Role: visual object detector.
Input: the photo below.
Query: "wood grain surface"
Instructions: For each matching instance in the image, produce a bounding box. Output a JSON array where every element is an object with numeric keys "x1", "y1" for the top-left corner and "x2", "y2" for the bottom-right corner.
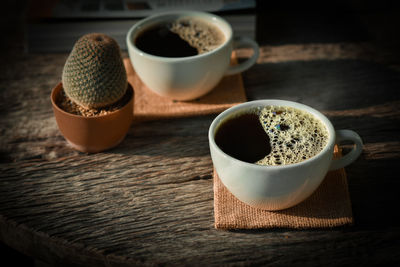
[{"x1": 1, "y1": 3, "x2": 400, "y2": 266}]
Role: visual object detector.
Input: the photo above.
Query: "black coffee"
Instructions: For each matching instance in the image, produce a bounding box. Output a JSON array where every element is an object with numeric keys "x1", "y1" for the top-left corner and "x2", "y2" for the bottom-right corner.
[
  {"x1": 134, "y1": 18, "x2": 225, "y2": 58},
  {"x1": 214, "y1": 106, "x2": 329, "y2": 166},
  {"x1": 214, "y1": 112, "x2": 272, "y2": 163},
  {"x1": 135, "y1": 24, "x2": 198, "y2": 57}
]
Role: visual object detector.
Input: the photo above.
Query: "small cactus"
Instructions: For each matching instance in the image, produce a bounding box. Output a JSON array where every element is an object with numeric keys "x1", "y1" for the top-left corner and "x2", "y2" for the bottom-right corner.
[{"x1": 62, "y1": 33, "x2": 127, "y2": 109}]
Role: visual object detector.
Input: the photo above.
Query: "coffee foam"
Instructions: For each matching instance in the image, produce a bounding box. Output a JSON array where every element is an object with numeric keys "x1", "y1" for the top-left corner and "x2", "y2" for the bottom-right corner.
[
  {"x1": 169, "y1": 18, "x2": 225, "y2": 54},
  {"x1": 254, "y1": 106, "x2": 329, "y2": 166}
]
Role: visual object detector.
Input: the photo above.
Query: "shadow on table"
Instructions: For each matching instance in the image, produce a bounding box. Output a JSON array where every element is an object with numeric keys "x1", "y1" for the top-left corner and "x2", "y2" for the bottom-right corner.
[
  {"x1": 111, "y1": 114, "x2": 215, "y2": 159},
  {"x1": 244, "y1": 59, "x2": 400, "y2": 111}
]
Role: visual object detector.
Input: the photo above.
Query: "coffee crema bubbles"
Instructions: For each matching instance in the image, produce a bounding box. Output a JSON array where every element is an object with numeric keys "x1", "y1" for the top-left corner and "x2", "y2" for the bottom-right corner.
[
  {"x1": 214, "y1": 106, "x2": 329, "y2": 166},
  {"x1": 134, "y1": 18, "x2": 225, "y2": 57}
]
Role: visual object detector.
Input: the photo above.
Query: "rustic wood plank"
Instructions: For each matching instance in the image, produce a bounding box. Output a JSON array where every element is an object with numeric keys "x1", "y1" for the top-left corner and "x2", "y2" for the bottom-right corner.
[{"x1": 1, "y1": 52, "x2": 400, "y2": 265}]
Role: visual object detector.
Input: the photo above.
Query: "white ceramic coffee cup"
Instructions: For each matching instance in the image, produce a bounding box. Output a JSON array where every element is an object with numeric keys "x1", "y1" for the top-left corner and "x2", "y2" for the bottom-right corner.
[
  {"x1": 126, "y1": 11, "x2": 259, "y2": 101},
  {"x1": 209, "y1": 100, "x2": 363, "y2": 211}
]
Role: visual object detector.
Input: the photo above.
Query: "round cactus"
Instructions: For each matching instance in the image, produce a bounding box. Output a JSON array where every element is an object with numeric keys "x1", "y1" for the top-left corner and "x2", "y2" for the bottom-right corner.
[{"x1": 62, "y1": 33, "x2": 127, "y2": 109}]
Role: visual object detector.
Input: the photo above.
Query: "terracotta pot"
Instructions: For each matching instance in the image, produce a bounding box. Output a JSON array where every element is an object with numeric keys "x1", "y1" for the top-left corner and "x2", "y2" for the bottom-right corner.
[{"x1": 50, "y1": 82, "x2": 134, "y2": 153}]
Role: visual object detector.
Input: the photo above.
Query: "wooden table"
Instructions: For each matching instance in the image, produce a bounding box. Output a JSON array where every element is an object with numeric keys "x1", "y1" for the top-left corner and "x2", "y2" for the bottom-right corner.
[{"x1": 1, "y1": 4, "x2": 400, "y2": 266}]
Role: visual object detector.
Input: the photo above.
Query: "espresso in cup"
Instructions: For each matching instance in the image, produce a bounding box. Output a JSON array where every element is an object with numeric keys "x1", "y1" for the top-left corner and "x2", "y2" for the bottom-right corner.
[
  {"x1": 135, "y1": 18, "x2": 225, "y2": 57},
  {"x1": 214, "y1": 106, "x2": 329, "y2": 165},
  {"x1": 126, "y1": 11, "x2": 259, "y2": 100},
  {"x1": 209, "y1": 99, "x2": 363, "y2": 210}
]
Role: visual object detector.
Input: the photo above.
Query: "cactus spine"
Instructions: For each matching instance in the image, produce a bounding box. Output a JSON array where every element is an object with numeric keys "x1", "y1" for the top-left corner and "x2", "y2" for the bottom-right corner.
[{"x1": 62, "y1": 33, "x2": 127, "y2": 109}]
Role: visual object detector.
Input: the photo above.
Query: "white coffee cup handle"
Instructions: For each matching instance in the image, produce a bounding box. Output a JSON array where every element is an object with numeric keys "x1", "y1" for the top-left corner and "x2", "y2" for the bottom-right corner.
[
  {"x1": 225, "y1": 36, "x2": 259, "y2": 76},
  {"x1": 329, "y1": 129, "x2": 363, "y2": 171}
]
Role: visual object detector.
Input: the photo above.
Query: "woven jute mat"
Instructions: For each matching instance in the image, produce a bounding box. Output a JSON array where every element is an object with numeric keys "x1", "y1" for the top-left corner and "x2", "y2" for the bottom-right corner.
[
  {"x1": 214, "y1": 146, "x2": 354, "y2": 229},
  {"x1": 123, "y1": 53, "x2": 247, "y2": 121}
]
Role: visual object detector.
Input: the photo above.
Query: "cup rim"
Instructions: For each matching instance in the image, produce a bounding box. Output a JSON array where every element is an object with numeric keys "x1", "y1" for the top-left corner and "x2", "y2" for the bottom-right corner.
[
  {"x1": 208, "y1": 99, "x2": 336, "y2": 170},
  {"x1": 126, "y1": 10, "x2": 233, "y2": 61}
]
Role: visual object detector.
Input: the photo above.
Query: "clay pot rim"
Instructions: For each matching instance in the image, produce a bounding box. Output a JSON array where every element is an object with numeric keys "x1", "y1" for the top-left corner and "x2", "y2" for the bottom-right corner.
[{"x1": 50, "y1": 82, "x2": 134, "y2": 119}]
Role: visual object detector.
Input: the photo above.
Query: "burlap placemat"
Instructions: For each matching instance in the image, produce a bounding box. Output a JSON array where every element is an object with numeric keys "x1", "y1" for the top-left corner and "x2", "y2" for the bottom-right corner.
[
  {"x1": 123, "y1": 53, "x2": 247, "y2": 121},
  {"x1": 214, "y1": 146, "x2": 354, "y2": 229}
]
